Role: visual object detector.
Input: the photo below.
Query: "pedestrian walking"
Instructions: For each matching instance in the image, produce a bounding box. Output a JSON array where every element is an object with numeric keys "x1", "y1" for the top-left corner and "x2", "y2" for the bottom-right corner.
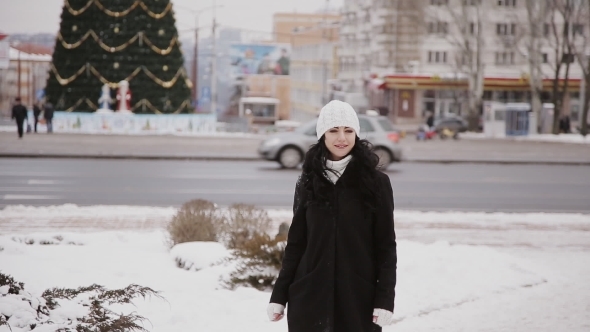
[
  {"x1": 426, "y1": 111, "x2": 434, "y2": 129},
  {"x1": 11, "y1": 97, "x2": 28, "y2": 139},
  {"x1": 33, "y1": 102, "x2": 42, "y2": 133},
  {"x1": 43, "y1": 101, "x2": 54, "y2": 133},
  {"x1": 267, "y1": 100, "x2": 397, "y2": 332}
]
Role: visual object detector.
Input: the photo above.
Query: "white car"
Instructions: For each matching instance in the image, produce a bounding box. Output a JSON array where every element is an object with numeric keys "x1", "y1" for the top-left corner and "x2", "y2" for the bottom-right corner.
[{"x1": 258, "y1": 114, "x2": 403, "y2": 168}]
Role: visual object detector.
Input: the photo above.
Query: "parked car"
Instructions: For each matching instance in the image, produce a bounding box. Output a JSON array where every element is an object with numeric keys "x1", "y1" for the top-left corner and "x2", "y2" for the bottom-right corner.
[
  {"x1": 434, "y1": 116, "x2": 468, "y2": 133},
  {"x1": 258, "y1": 114, "x2": 403, "y2": 169}
]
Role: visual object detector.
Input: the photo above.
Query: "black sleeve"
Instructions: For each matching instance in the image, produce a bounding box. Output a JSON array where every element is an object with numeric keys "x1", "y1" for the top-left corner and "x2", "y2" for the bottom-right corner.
[
  {"x1": 269, "y1": 175, "x2": 308, "y2": 305},
  {"x1": 373, "y1": 172, "x2": 397, "y2": 312}
]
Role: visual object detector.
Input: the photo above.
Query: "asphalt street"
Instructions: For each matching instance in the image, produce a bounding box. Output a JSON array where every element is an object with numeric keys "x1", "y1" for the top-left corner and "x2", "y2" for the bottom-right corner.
[{"x1": 1, "y1": 158, "x2": 589, "y2": 213}]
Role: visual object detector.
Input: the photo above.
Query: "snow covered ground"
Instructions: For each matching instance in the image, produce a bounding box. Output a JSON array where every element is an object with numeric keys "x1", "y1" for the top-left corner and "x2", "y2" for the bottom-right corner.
[
  {"x1": 1, "y1": 205, "x2": 589, "y2": 331},
  {"x1": 462, "y1": 132, "x2": 590, "y2": 144}
]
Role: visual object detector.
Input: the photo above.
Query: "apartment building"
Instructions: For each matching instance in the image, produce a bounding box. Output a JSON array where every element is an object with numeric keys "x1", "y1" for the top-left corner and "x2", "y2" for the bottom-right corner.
[
  {"x1": 273, "y1": 12, "x2": 340, "y2": 44},
  {"x1": 237, "y1": 12, "x2": 340, "y2": 122},
  {"x1": 290, "y1": 19, "x2": 340, "y2": 122},
  {"x1": 339, "y1": 0, "x2": 588, "y2": 127},
  {"x1": 0, "y1": 43, "x2": 52, "y2": 116}
]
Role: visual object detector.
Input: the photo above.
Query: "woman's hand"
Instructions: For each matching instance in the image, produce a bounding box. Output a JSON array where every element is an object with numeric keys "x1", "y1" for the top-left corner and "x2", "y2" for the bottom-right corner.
[
  {"x1": 267, "y1": 303, "x2": 285, "y2": 322},
  {"x1": 372, "y1": 308, "x2": 394, "y2": 327}
]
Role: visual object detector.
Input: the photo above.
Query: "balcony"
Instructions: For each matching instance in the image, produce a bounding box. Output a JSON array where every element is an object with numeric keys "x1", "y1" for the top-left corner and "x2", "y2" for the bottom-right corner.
[
  {"x1": 374, "y1": 7, "x2": 393, "y2": 19},
  {"x1": 341, "y1": 24, "x2": 356, "y2": 35},
  {"x1": 337, "y1": 47, "x2": 355, "y2": 57},
  {"x1": 373, "y1": 33, "x2": 394, "y2": 45}
]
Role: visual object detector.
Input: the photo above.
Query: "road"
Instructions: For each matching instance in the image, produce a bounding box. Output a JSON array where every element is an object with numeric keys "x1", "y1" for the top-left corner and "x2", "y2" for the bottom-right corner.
[{"x1": 1, "y1": 158, "x2": 589, "y2": 212}]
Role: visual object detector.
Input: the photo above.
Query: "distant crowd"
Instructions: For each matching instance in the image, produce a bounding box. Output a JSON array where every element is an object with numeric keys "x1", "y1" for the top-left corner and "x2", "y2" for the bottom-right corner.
[{"x1": 11, "y1": 97, "x2": 54, "y2": 139}]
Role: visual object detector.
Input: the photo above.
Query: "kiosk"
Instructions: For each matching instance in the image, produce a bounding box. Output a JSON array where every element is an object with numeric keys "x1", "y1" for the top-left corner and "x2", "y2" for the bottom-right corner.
[
  {"x1": 505, "y1": 103, "x2": 530, "y2": 136},
  {"x1": 483, "y1": 101, "x2": 507, "y2": 138}
]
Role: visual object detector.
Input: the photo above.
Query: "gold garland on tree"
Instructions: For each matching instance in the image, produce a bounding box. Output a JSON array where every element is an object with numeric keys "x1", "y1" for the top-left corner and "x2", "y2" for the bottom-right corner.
[
  {"x1": 59, "y1": 0, "x2": 189, "y2": 114},
  {"x1": 131, "y1": 99, "x2": 192, "y2": 114},
  {"x1": 57, "y1": 31, "x2": 178, "y2": 55},
  {"x1": 50, "y1": 64, "x2": 88, "y2": 85},
  {"x1": 51, "y1": 63, "x2": 193, "y2": 89},
  {"x1": 64, "y1": 98, "x2": 191, "y2": 114},
  {"x1": 65, "y1": 0, "x2": 172, "y2": 19}
]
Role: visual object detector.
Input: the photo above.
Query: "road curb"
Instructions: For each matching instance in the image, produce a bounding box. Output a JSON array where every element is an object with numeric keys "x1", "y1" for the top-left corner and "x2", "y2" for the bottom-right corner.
[
  {"x1": 0, "y1": 153, "x2": 261, "y2": 161},
  {"x1": 403, "y1": 159, "x2": 590, "y2": 166},
  {"x1": 2, "y1": 153, "x2": 590, "y2": 165}
]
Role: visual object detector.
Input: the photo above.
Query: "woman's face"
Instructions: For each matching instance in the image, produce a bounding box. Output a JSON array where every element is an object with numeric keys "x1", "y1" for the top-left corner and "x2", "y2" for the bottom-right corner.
[{"x1": 324, "y1": 127, "x2": 356, "y2": 161}]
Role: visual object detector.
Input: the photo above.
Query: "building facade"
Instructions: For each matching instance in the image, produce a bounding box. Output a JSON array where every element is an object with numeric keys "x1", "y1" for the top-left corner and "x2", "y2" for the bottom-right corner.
[
  {"x1": 290, "y1": 20, "x2": 340, "y2": 122},
  {"x1": 273, "y1": 12, "x2": 341, "y2": 44},
  {"x1": 338, "y1": 0, "x2": 588, "y2": 128},
  {"x1": 0, "y1": 43, "x2": 52, "y2": 116}
]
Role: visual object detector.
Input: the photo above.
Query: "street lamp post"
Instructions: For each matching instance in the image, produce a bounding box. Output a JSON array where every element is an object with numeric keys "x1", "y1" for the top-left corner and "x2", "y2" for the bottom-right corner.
[
  {"x1": 177, "y1": 3, "x2": 223, "y2": 112},
  {"x1": 210, "y1": 1, "x2": 218, "y2": 117}
]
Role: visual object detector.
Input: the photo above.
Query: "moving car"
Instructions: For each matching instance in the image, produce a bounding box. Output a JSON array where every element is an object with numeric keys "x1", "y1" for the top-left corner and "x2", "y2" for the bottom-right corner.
[
  {"x1": 434, "y1": 116, "x2": 468, "y2": 133},
  {"x1": 258, "y1": 114, "x2": 403, "y2": 169}
]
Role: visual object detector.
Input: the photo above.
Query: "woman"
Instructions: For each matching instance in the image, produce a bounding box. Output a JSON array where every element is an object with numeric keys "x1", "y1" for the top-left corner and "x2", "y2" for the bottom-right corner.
[{"x1": 267, "y1": 100, "x2": 397, "y2": 331}]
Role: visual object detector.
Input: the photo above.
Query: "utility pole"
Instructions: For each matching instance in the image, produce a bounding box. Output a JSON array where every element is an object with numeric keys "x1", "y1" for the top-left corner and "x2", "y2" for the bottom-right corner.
[
  {"x1": 321, "y1": 0, "x2": 330, "y2": 105},
  {"x1": 192, "y1": 18, "x2": 199, "y2": 111},
  {"x1": 17, "y1": 49, "x2": 21, "y2": 98},
  {"x1": 210, "y1": 1, "x2": 218, "y2": 118},
  {"x1": 177, "y1": 4, "x2": 223, "y2": 112}
]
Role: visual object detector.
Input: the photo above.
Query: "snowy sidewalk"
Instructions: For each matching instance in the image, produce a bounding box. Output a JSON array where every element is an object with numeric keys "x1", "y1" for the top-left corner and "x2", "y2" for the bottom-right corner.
[
  {"x1": 1, "y1": 204, "x2": 589, "y2": 331},
  {"x1": 462, "y1": 132, "x2": 590, "y2": 144}
]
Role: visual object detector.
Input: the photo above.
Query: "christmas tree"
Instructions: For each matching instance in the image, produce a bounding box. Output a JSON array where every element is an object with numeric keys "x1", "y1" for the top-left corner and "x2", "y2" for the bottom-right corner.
[{"x1": 45, "y1": 0, "x2": 192, "y2": 114}]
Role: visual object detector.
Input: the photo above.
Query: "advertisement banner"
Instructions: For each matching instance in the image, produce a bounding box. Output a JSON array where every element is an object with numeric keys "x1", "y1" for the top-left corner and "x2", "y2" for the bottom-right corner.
[
  {"x1": 0, "y1": 38, "x2": 9, "y2": 70},
  {"x1": 229, "y1": 43, "x2": 291, "y2": 77}
]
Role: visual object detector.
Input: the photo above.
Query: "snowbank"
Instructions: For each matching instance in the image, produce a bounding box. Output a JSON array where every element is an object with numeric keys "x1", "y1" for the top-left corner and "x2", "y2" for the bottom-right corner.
[
  {"x1": 4, "y1": 204, "x2": 589, "y2": 235},
  {"x1": 0, "y1": 232, "x2": 549, "y2": 332},
  {"x1": 170, "y1": 241, "x2": 230, "y2": 271},
  {"x1": 1, "y1": 204, "x2": 589, "y2": 331},
  {"x1": 461, "y1": 132, "x2": 590, "y2": 144}
]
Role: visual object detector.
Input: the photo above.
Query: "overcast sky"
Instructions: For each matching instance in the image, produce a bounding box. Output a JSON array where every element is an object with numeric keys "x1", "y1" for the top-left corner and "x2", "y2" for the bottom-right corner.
[{"x1": 0, "y1": 0, "x2": 343, "y2": 40}]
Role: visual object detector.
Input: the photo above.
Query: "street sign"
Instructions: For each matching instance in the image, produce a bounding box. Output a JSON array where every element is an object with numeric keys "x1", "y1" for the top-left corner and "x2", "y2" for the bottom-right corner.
[
  {"x1": 200, "y1": 86, "x2": 211, "y2": 103},
  {"x1": 36, "y1": 89, "x2": 45, "y2": 101}
]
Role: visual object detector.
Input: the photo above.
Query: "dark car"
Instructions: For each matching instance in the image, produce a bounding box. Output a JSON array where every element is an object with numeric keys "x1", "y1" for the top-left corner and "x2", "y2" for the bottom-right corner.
[{"x1": 434, "y1": 116, "x2": 468, "y2": 133}]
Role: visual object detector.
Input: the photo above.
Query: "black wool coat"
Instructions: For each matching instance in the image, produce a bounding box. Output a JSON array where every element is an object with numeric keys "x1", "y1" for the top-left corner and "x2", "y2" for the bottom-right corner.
[{"x1": 270, "y1": 160, "x2": 397, "y2": 332}]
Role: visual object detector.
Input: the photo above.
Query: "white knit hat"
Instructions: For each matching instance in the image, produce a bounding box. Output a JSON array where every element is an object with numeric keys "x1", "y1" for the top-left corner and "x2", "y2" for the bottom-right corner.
[{"x1": 316, "y1": 100, "x2": 360, "y2": 139}]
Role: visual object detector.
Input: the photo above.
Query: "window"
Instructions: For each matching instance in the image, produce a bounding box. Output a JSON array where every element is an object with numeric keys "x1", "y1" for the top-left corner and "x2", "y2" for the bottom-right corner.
[
  {"x1": 378, "y1": 119, "x2": 396, "y2": 132},
  {"x1": 542, "y1": 53, "x2": 548, "y2": 63},
  {"x1": 573, "y1": 24, "x2": 584, "y2": 36},
  {"x1": 497, "y1": 23, "x2": 516, "y2": 35},
  {"x1": 562, "y1": 53, "x2": 575, "y2": 63},
  {"x1": 304, "y1": 124, "x2": 317, "y2": 136},
  {"x1": 543, "y1": 23, "x2": 550, "y2": 37},
  {"x1": 430, "y1": 0, "x2": 449, "y2": 5},
  {"x1": 359, "y1": 118, "x2": 375, "y2": 132},
  {"x1": 428, "y1": 51, "x2": 448, "y2": 63},
  {"x1": 495, "y1": 52, "x2": 515, "y2": 65},
  {"x1": 497, "y1": 0, "x2": 516, "y2": 6},
  {"x1": 571, "y1": 104, "x2": 580, "y2": 122},
  {"x1": 428, "y1": 21, "x2": 448, "y2": 34},
  {"x1": 463, "y1": 0, "x2": 480, "y2": 5},
  {"x1": 469, "y1": 22, "x2": 476, "y2": 35}
]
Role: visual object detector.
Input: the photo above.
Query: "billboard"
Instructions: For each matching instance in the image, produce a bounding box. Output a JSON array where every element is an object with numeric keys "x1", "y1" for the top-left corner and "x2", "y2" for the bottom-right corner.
[
  {"x1": 0, "y1": 34, "x2": 9, "y2": 70},
  {"x1": 229, "y1": 43, "x2": 290, "y2": 77}
]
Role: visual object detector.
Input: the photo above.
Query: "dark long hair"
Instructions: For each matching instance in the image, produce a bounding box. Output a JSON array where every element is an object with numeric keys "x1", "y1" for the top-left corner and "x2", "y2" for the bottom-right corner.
[{"x1": 301, "y1": 136, "x2": 380, "y2": 210}]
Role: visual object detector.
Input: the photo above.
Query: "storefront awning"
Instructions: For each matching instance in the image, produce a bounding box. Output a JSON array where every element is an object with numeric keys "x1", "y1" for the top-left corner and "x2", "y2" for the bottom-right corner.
[{"x1": 383, "y1": 74, "x2": 581, "y2": 91}]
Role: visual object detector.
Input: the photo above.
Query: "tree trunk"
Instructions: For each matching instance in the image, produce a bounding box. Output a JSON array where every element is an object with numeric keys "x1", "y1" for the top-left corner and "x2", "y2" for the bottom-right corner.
[
  {"x1": 530, "y1": 86, "x2": 542, "y2": 133},
  {"x1": 525, "y1": 0, "x2": 544, "y2": 134},
  {"x1": 551, "y1": 62, "x2": 563, "y2": 135}
]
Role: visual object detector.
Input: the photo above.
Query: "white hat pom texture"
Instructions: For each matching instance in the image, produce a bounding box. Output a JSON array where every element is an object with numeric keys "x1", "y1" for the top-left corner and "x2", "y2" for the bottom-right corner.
[{"x1": 316, "y1": 100, "x2": 360, "y2": 139}]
